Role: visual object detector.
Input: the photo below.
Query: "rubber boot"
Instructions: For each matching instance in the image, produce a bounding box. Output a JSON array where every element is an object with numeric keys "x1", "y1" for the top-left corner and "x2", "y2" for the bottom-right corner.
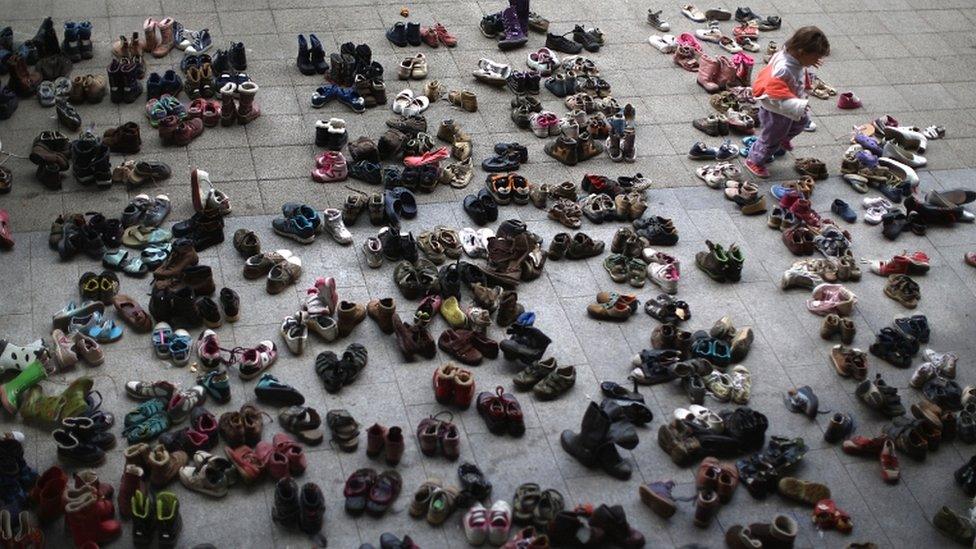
[
  {"x1": 560, "y1": 401, "x2": 611, "y2": 467},
  {"x1": 118, "y1": 464, "x2": 142, "y2": 519},
  {"x1": 1, "y1": 360, "x2": 47, "y2": 414},
  {"x1": 65, "y1": 490, "x2": 121, "y2": 546},
  {"x1": 514, "y1": 0, "x2": 530, "y2": 36}
]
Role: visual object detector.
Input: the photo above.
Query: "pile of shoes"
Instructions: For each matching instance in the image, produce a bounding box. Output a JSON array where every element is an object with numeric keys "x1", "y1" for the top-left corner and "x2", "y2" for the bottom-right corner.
[
  {"x1": 69, "y1": 131, "x2": 112, "y2": 188},
  {"x1": 479, "y1": 1, "x2": 534, "y2": 51},
  {"x1": 561, "y1": 396, "x2": 650, "y2": 480},
  {"x1": 870, "y1": 315, "x2": 927, "y2": 368},
  {"x1": 734, "y1": 435, "x2": 808, "y2": 498},
  {"x1": 658, "y1": 405, "x2": 769, "y2": 466},
  {"x1": 29, "y1": 130, "x2": 72, "y2": 189},
  {"x1": 543, "y1": 503, "x2": 645, "y2": 547},
  {"x1": 697, "y1": 161, "x2": 766, "y2": 215},
  {"x1": 781, "y1": 255, "x2": 861, "y2": 291},
  {"x1": 304, "y1": 40, "x2": 384, "y2": 110},
  {"x1": 148, "y1": 237, "x2": 217, "y2": 328}
]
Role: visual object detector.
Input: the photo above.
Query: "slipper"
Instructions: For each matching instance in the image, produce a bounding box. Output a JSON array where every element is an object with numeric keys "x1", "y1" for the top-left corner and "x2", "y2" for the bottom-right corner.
[
  {"x1": 648, "y1": 34, "x2": 677, "y2": 53},
  {"x1": 88, "y1": 319, "x2": 123, "y2": 343},
  {"x1": 681, "y1": 4, "x2": 706, "y2": 21},
  {"x1": 121, "y1": 225, "x2": 172, "y2": 248}
]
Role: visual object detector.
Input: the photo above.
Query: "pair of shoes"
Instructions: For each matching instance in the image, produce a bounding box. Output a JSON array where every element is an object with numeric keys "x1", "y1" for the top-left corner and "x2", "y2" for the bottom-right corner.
[
  {"x1": 272, "y1": 479, "x2": 325, "y2": 535},
  {"x1": 695, "y1": 241, "x2": 744, "y2": 282},
  {"x1": 341, "y1": 468, "x2": 401, "y2": 517}
]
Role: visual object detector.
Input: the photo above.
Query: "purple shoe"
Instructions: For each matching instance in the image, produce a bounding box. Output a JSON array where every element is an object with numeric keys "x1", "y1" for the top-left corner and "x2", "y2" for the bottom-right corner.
[
  {"x1": 498, "y1": 7, "x2": 528, "y2": 50},
  {"x1": 854, "y1": 132, "x2": 882, "y2": 156},
  {"x1": 856, "y1": 150, "x2": 878, "y2": 168}
]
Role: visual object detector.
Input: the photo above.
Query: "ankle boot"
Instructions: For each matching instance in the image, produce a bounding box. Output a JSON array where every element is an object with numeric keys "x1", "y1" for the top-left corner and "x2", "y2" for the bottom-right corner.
[
  {"x1": 607, "y1": 133, "x2": 622, "y2": 162},
  {"x1": 621, "y1": 128, "x2": 636, "y2": 162},
  {"x1": 544, "y1": 136, "x2": 579, "y2": 165},
  {"x1": 560, "y1": 402, "x2": 611, "y2": 467},
  {"x1": 148, "y1": 444, "x2": 187, "y2": 487},
  {"x1": 385, "y1": 426, "x2": 405, "y2": 465},
  {"x1": 62, "y1": 22, "x2": 81, "y2": 62},
  {"x1": 103, "y1": 121, "x2": 140, "y2": 154},
  {"x1": 1, "y1": 360, "x2": 47, "y2": 414},
  {"x1": 272, "y1": 478, "x2": 301, "y2": 529},
  {"x1": 153, "y1": 239, "x2": 199, "y2": 279},
  {"x1": 182, "y1": 265, "x2": 215, "y2": 295},
  {"x1": 219, "y1": 83, "x2": 237, "y2": 126},
  {"x1": 697, "y1": 53, "x2": 721, "y2": 93},
  {"x1": 90, "y1": 144, "x2": 112, "y2": 187},
  {"x1": 366, "y1": 298, "x2": 397, "y2": 334},
  {"x1": 236, "y1": 82, "x2": 260, "y2": 124},
  {"x1": 496, "y1": 291, "x2": 523, "y2": 326},
  {"x1": 7, "y1": 55, "x2": 39, "y2": 97},
  {"x1": 336, "y1": 301, "x2": 366, "y2": 337},
  {"x1": 77, "y1": 21, "x2": 92, "y2": 59},
  {"x1": 118, "y1": 464, "x2": 142, "y2": 519},
  {"x1": 693, "y1": 489, "x2": 719, "y2": 527}
]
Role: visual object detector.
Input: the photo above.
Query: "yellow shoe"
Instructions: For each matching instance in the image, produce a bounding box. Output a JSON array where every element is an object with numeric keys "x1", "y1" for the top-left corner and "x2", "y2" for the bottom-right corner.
[{"x1": 440, "y1": 296, "x2": 467, "y2": 328}]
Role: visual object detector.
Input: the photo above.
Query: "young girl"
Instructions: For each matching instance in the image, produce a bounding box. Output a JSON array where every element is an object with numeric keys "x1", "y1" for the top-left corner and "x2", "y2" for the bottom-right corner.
[{"x1": 745, "y1": 26, "x2": 830, "y2": 178}]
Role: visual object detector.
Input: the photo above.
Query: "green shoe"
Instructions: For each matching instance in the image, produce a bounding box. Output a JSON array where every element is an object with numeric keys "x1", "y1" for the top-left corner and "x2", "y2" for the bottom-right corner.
[
  {"x1": 1, "y1": 360, "x2": 47, "y2": 414},
  {"x1": 19, "y1": 385, "x2": 66, "y2": 428},
  {"x1": 513, "y1": 358, "x2": 557, "y2": 390},
  {"x1": 122, "y1": 414, "x2": 170, "y2": 443},
  {"x1": 59, "y1": 377, "x2": 93, "y2": 419},
  {"x1": 532, "y1": 365, "x2": 577, "y2": 400},
  {"x1": 695, "y1": 240, "x2": 729, "y2": 282},
  {"x1": 124, "y1": 399, "x2": 167, "y2": 428}
]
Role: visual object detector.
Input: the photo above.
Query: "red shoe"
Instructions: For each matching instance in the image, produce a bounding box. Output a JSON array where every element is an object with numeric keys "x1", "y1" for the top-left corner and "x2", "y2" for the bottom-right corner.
[
  {"x1": 32, "y1": 466, "x2": 67, "y2": 523},
  {"x1": 903, "y1": 251, "x2": 930, "y2": 273},
  {"x1": 842, "y1": 435, "x2": 885, "y2": 456},
  {"x1": 225, "y1": 445, "x2": 264, "y2": 484},
  {"x1": 880, "y1": 438, "x2": 900, "y2": 483},
  {"x1": 837, "y1": 92, "x2": 862, "y2": 109},
  {"x1": 744, "y1": 159, "x2": 769, "y2": 178},
  {"x1": 433, "y1": 363, "x2": 459, "y2": 405},
  {"x1": 433, "y1": 23, "x2": 458, "y2": 47},
  {"x1": 0, "y1": 209, "x2": 13, "y2": 250},
  {"x1": 871, "y1": 255, "x2": 911, "y2": 276},
  {"x1": 274, "y1": 432, "x2": 307, "y2": 475}
]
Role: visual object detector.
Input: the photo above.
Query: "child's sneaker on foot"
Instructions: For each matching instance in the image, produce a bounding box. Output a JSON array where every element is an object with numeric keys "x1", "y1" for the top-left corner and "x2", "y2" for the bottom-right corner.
[{"x1": 744, "y1": 159, "x2": 769, "y2": 178}]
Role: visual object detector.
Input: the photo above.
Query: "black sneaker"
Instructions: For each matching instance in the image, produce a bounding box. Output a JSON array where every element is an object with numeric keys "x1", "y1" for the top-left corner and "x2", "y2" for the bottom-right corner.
[
  {"x1": 480, "y1": 13, "x2": 504, "y2": 37},
  {"x1": 546, "y1": 32, "x2": 582, "y2": 54},
  {"x1": 571, "y1": 25, "x2": 600, "y2": 52},
  {"x1": 220, "y1": 288, "x2": 240, "y2": 322},
  {"x1": 195, "y1": 296, "x2": 222, "y2": 328}
]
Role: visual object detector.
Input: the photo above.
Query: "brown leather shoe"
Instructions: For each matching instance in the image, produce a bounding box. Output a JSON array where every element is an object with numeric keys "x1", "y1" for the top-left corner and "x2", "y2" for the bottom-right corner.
[
  {"x1": 112, "y1": 294, "x2": 152, "y2": 332},
  {"x1": 153, "y1": 240, "x2": 199, "y2": 279},
  {"x1": 102, "y1": 122, "x2": 141, "y2": 154},
  {"x1": 337, "y1": 301, "x2": 366, "y2": 337},
  {"x1": 366, "y1": 298, "x2": 396, "y2": 334},
  {"x1": 496, "y1": 290, "x2": 523, "y2": 326}
]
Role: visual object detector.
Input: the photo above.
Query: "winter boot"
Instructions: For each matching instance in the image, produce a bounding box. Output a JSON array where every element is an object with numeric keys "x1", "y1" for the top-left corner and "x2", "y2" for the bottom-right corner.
[
  {"x1": 697, "y1": 53, "x2": 721, "y2": 93},
  {"x1": 236, "y1": 82, "x2": 260, "y2": 124}
]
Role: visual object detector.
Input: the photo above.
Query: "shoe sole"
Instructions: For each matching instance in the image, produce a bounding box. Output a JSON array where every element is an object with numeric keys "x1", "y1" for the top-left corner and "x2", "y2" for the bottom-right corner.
[{"x1": 273, "y1": 226, "x2": 316, "y2": 244}]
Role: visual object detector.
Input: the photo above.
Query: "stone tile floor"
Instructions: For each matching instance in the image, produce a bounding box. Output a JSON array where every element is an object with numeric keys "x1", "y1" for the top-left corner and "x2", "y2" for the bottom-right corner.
[{"x1": 2, "y1": 0, "x2": 976, "y2": 547}]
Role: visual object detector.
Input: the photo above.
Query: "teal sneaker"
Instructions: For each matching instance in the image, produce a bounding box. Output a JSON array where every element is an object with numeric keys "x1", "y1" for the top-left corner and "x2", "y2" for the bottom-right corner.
[
  {"x1": 122, "y1": 414, "x2": 170, "y2": 443},
  {"x1": 124, "y1": 398, "x2": 166, "y2": 427}
]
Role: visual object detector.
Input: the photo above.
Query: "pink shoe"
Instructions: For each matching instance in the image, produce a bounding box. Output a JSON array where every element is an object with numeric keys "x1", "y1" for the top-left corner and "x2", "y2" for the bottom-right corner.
[
  {"x1": 806, "y1": 283, "x2": 857, "y2": 316},
  {"x1": 313, "y1": 277, "x2": 339, "y2": 315},
  {"x1": 676, "y1": 32, "x2": 703, "y2": 52},
  {"x1": 837, "y1": 92, "x2": 862, "y2": 109},
  {"x1": 744, "y1": 159, "x2": 769, "y2": 178},
  {"x1": 403, "y1": 146, "x2": 450, "y2": 167}
]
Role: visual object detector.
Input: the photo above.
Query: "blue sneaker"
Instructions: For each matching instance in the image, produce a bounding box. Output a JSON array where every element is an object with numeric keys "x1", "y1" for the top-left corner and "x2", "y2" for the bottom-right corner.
[
  {"x1": 770, "y1": 185, "x2": 791, "y2": 200},
  {"x1": 272, "y1": 216, "x2": 316, "y2": 244},
  {"x1": 124, "y1": 398, "x2": 167, "y2": 427},
  {"x1": 186, "y1": 28, "x2": 212, "y2": 54},
  {"x1": 514, "y1": 311, "x2": 536, "y2": 326},
  {"x1": 168, "y1": 329, "x2": 192, "y2": 366},
  {"x1": 311, "y1": 84, "x2": 338, "y2": 108},
  {"x1": 688, "y1": 141, "x2": 718, "y2": 160},
  {"x1": 77, "y1": 21, "x2": 93, "y2": 59},
  {"x1": 122, "y1": 413, "x2": 170, "y2": 443}
]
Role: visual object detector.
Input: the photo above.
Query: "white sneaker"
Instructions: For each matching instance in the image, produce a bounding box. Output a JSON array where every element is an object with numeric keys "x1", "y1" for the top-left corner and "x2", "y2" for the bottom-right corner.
[
  {"x1": 460, "y1": 228, "x2": 484, "y2": 258},
  {"x1": 487, "y1": 500, "x2": 512, "y2": 546},
  {"x1": 321, "y1": 208, "x2": 352, "y2": 245},
  {"x1": 688, "y1": 404, "x2": 723, "y2": 432},
  {"x1": 909, "y1": 362, "x2": 936, "y2": 389},
  {"x1": 703, "y1": 371, "x2": 733, "y2": 401},
  {"x1": 363, "y1": 237, "x2": 383, "y2": 268},
  {"x1": 781, "y1": 266, "x2": 822, "y2": 290},
  {"x1": 463, "y1": 503, "x2": 489, "y2": 545},
  {"x1": 923, "y1": 348, "x2": 958, "y2": 378},
  {"x1": 648, "y1": 34, "x2": 677, "y2": 53},
  {"x1": 695, "y1": 27, "x2": 722, "y2": 43},
  {"x1": 647, "y1": 262, "x2": 679, "y2": 294},
  {"x1": 863, "y1": 197, "x2": 893, "y2": 210}
]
